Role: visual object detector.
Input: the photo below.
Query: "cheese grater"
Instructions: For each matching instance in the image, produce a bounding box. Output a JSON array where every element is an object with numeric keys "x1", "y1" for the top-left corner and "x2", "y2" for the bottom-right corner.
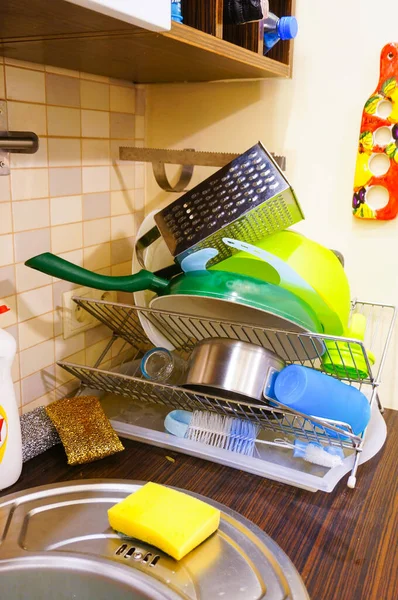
[{"x1": 137, "y1": 142, "x2": 304, "y2": 267}]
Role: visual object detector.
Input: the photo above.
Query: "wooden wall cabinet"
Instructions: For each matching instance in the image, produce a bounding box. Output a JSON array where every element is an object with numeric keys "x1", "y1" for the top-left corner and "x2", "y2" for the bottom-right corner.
[{"x1": 0, "y1": 0, "x2": 295, "y2": 83}]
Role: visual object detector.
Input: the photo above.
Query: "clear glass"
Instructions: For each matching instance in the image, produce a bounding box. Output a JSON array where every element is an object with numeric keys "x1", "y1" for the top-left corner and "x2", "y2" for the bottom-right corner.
[{"x1": 141, "y1": 348, "x2": 188, "y2": 385}]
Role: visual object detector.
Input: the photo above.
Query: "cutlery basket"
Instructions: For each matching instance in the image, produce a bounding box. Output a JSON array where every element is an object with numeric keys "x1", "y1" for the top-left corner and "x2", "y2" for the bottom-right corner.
[{"x1": 58, "y1": 297, "x2": 396, "y2": 492}]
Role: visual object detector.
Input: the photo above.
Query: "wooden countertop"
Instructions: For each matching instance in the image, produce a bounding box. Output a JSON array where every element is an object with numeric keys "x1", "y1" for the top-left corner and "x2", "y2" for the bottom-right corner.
[{"x1": 3, "y1": 409, "x2": 398, "y2": 599}]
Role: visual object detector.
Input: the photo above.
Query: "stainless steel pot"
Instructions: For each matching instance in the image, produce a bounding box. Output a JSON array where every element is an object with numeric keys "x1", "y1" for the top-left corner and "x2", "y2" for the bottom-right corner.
[{"x1": 184, "y1": 338, "x2": 285, "y2": 403}]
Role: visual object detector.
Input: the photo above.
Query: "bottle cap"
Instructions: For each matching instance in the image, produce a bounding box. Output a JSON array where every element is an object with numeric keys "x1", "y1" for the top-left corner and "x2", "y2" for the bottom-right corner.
[
  {"x1": 0, "y1": 305, "x2": 10, "y2": 314},
  {"x1": 278, "y1": 17, "x2": 298, "y2": 40}
]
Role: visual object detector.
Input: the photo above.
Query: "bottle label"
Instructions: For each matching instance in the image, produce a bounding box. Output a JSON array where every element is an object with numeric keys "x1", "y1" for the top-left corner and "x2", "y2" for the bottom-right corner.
[{"x1": 0, "y1": 406, "x2": 8, "y2": 463}]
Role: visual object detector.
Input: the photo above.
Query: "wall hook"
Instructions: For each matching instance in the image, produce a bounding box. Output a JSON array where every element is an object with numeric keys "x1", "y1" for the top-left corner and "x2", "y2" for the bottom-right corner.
[{"x1": 0, "y1": 100, "x2": 39, "y2": 176}]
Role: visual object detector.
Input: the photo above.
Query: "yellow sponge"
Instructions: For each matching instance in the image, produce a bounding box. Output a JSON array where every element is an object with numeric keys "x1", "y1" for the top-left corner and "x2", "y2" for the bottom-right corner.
[{"x1": 108, "y1": 482, "x2": 220, "y2": 560}]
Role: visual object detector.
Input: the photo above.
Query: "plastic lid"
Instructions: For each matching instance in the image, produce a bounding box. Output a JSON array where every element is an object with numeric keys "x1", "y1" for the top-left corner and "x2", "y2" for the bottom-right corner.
[
  {"x1": 0, "y1": 305, "x2": 10, "y2": 314},
  {"x1": 274, "y1": 365, "x2": 306, "y2": 406},
  {"x1": 278, "y1": 16, "x2": 298, "y2": 40}
]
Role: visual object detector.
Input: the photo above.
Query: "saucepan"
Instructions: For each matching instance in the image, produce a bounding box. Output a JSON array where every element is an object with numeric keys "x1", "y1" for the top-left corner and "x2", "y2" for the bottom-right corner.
[
  {"x1": 184, "y1": 338, "x2": 286, "y2": 403},
  {"x1": 25, "y1": 247, "x2": 324, "y2": 360}
]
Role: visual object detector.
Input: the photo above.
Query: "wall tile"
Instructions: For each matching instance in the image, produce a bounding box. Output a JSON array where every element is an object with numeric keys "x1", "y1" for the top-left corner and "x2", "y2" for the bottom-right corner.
[
  {"x1": 83, "y1": 192, "x2": 110, "y2": 220},
  {"x1": 19, "y1": 312, "x2": 54, "y2": 351},
  {"x1": 135, "y1": 164, "x2": 145, "y2": 188},
  {"x1": 111, "y1": 261, "x2": 131, "y2": 277},
  {"x1": 0, "y1": 295, "x2": 17, "y2": 327},
  {"x1": 4, "y1": 58, "x2": 44, "y2": 71},
  {"x1": 46, "y1": 73, "x2": 80, "y2": 107},
  {"x1": 56, "y1": 349, "x2": 86, "y2": 385},
  {"x1": 83, "y1": 242, "x2": 111, "y2": 270},
  {"x1": 54, "y1": 380, "x2": 80, "y2": 401},
  {"x1": 17, "y1": 284, "x2": 53, "y2": 322},
  {"x1": 55, "y1": 332, "x2": 85, "y2": 360},
  {"x1": 10, "y1": 138, "x2": 48, "y2": 169},
  {"x1": 51, "y1": 222, "x2": 83, "y2": 254},
  {"x1": 45, "y1": 65, "x2": 79, "y2": 78},
  {"x1": 0, "y1": 65, "x2": 5, "y2": 99},
  {"x1": 11, "y1": 169, "x2": 49, "y2": 200},
  {"x1": 0, "y1": 203, "x2": 13, "y2": 234},
  {"x1": 135, "y1": 188, "x2": 145, "y2": 211},
  {"x1": 85, "y1": 323, "x2": 112, "y2": 347},
  {"x1": 5, "y1": 66, "x2": 45, "y2": 103},
  {"x1": 81, "y1": 80, "x2": 109, "y2": 110},
  {"x1": 135, "y1": 88, "x2": 146, "y2": 116},
  {"x1": 47, "y1": 106, "x2": 81, "y2": 136},
  {"x1": 111, "y1": 214, "x2": 137, "y2": 240},
  {"x1": 7, "y1": 101, "x2": 47, "y2": 136},
  {"x1": 0, "y1": 177, "x2": 11, "y2": 203},
  {"x1": 21, "y1": 364, "x2": 55, "y2": 405},
  {"x1": 82, "y1": 109, "x2": 109, "y2": 138},
  {"x1": 21, "y1": 390, "x2": 55, "y2": 414},
  {"x1": 58, "y1": 248, "x2": 83, "y2": 266},
  {"x1": 82, "y1": 139, "x2": 110, "y2": 166},
  {"x1": 53, "y1": 279, "x2": 79, "y2": 309},
  {"x1": 14, "y1": 228, "x2": 50, "y2": 263},
  {"x1": 110, "y1": 85, "x2": 135, "y2": 113},
  {"x1": 48, "y1": 138, "x2": 81, "y2": 167},
  {"x1": 0, "y1": 265, "x2": 16, "y2": 297},
  {"x1": 82, "y1": 166, "x2": 110, "y2": 194},
  {"x1": 109, "y1": 78, "x2": 134, "y2": 89},
  {"x1": 110, "y1": 165, "x2": 135, "y2": 191},
  {"x1": 12, "y1": 199, "x2": 50, "y2": 232},
  {"x1": 0, "y1": 61, "x2": 145, "y2": 413},
  {"x1": 80, "y1": 71, "x2": 109, "y2": 84},
  {"x1": 0, "y1": 234, "x2": 14, "y2": 266},
  {"x1": 15, "y1": 261, "x2": 52, "y2": 293},
  {"x1": 51, "y1": 195, "x2": 82, "y2": 225},
  {"x1": 83, "y1": 217, "x2": 111, "y2": 247},
  {"x1": 49, "y1": 167, "x2": 82, "y2": 197},
  {"x1": 86, "y1": 338, "x2": 113, "y2": 366},
  {"x1": 135, "y1": 115, "x2": 145, "y2": 139},
  {"x1": 110, "y1": 139, "x2": 135, "y2": 164},
  {"x1": 20, "y1": 338, "x2": 54, "y2": 378},
  {"x1": 110, "y1": 113, "x2": 135, "y2": 139},
  {"x1": 111, "y1": 190, "x2": 135, "y2": 215},
  {"x1": 111, "y1": 237, "x2": 134, "y2": 264}
]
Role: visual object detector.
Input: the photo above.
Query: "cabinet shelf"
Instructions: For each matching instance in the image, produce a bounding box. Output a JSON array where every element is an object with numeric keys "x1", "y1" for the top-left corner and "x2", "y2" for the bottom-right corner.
[{"x1": 1, "y1": 0, "x2": 294, "y2": 82}]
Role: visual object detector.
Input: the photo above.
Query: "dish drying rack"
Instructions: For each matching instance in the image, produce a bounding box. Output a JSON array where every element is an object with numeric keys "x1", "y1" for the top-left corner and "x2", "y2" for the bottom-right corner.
[{"x1": 58, "y1": 298, "x2": 396, "y2": 492}]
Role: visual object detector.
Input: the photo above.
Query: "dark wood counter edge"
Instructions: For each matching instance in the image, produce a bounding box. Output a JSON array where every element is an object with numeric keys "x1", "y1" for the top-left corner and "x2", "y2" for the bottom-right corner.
[{"x1": 2, "y1": 409, "x2": 398, "y2": 599}]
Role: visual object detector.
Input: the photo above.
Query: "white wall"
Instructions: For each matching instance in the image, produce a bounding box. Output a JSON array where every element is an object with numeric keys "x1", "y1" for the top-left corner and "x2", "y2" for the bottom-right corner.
[{"x1": 146, "y1": 0, "x2": 398, "y2": 408}]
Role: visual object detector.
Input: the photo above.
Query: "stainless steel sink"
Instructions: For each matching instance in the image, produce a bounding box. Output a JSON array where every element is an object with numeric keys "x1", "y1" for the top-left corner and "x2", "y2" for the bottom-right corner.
[
  {"x1": 0, "y1": 555, "x2": 177, "y2": 599},
  {"x1": 0, "y1": 480, "x2": 309, "y2": 599}
]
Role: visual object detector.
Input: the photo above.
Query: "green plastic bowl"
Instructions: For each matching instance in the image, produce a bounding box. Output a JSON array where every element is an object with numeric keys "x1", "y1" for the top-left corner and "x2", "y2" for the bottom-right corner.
[{"x1": 211, "y1": 231, "x2": 351, "y2": 335}]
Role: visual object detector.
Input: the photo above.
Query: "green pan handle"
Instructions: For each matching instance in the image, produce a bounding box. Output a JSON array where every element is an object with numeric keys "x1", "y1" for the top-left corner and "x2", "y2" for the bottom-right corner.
[{"x1": 25, "y1": 253, "x2": 169, "y2": 294}]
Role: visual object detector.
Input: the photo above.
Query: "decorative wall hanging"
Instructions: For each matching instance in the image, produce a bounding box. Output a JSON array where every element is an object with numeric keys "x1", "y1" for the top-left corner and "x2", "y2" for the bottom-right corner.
[{"x1": 353, "y1": 43, "x2": 398, "y2": 220}]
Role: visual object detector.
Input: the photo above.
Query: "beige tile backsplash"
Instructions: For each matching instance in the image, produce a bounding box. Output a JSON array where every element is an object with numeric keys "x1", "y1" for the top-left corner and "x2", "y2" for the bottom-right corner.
[{"x1": 0, "y1": 57, "x2": 146, "y2": 413}]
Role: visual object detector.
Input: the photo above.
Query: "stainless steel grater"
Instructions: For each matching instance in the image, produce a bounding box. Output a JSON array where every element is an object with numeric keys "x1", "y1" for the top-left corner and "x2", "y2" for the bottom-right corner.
[{"x1": 136, "y1": 142, "x2": 304, "y2": 267}]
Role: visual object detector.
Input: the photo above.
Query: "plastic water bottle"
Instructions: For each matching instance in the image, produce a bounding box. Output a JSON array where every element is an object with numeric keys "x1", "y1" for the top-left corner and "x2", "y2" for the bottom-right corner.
[
  {"x1": 171, "y1": 0, "x2": 183, "y2": 23},
  {"x1": 274, "y1": 365, "x2": 371, "y2": 435},
  {"x1": 0, "y1": 306, "x2": 23, "y2": 491},
  {"x1": 263, "y1": 12, "x2": 298, "y2": 55}
]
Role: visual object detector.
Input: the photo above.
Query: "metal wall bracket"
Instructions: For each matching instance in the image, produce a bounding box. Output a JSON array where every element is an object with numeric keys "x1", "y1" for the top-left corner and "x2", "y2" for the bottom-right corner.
[
  {"x1": 0, "y1": 100, "x2": 39, "y2": 176},
  {"x1": 119, "y1": 146, "x2": 286, "y2": 192}
]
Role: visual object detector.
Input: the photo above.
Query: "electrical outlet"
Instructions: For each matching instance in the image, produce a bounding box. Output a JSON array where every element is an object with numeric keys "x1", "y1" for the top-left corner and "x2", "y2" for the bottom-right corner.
[{"x1": 62, "y1": 286, "x2": 117, "y2": 339}]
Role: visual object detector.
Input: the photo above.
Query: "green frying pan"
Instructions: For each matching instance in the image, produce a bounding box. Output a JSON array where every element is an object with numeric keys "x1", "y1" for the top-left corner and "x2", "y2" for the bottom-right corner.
[{"x1": 25, "y1": 248, "x2": 324, "y2": 360}]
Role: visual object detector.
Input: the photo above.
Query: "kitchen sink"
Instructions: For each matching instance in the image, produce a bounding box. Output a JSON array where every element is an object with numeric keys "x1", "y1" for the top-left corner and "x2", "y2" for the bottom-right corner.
[
  {"x1": 0, "y1": 480, "x2": 309, "y2": 599},
  {"x1": 0, "y1": 555, "x2": 177, "y2": 599}
]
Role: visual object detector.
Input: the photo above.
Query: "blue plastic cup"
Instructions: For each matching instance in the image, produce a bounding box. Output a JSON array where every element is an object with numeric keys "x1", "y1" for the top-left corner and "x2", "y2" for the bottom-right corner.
[{"x1": 274, "y1": 365, "x2": 371, "y2": 435}]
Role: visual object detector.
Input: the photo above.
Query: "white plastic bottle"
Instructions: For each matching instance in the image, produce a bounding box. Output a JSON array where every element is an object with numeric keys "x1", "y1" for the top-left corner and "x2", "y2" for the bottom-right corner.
[{"x1": 0, "y1": 319, "x2": 22, "y2": 491}]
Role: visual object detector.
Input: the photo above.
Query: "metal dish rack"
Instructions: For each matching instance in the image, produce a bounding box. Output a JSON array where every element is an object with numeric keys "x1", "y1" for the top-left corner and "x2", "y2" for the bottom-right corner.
[{"x1": 58, "y1": 298, "x2": 396, "y2": 490}]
